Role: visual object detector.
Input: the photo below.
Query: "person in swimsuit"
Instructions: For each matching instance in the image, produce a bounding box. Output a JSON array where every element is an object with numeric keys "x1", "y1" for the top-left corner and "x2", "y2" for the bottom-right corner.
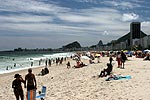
[
  {"x1": 12, "y1": 74, "x2": 25, "y2": 100},
  {"x1": 25, "y1": 68, "x2": 37, "y2": 91}
]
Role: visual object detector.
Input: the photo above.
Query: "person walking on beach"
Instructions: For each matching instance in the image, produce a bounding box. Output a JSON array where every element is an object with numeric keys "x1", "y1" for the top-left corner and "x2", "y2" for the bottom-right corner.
[
  {"x1": 39, "y1": 59, "x2": 42, "y2": 66},
  {"x1": 116, "y1": 52, "x2": 122, "y2": 68},
  {"x1": 56, "y1": 58, "x2": 58, "y2": 65},
  {"x1": 45, "y1": 59, "x2": 48, "y2": 66},
  {"x1": 25, "y1": 68, "x2": 37, "y2": 91},
  {"x1": 121, "y1": 51, "x2": 127, "y2": 69},
  {"x1": 12, "y1": 74, "x2": 25, "y2": 100},
  {"x1": 66, "y1": 61, "x2": 71, "y2": 68},
  {"x1": 48, "y1": 59, "x2": 51, "y2": 66},
  {"x1": 31, "y1": 62, "x2": 33, "y2": 67}
]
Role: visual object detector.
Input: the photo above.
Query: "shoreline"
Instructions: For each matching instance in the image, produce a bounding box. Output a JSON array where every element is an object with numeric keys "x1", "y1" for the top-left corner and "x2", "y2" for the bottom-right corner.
[
  {"x1": 0, "y1": 65, "x2": 45, "y2": 75},
  {"x1": 0, "y1": 52, "x2": 75, "y2": 74},
  {"x1": 0, "y1": 65, "x2": 45, "y2": 77}
]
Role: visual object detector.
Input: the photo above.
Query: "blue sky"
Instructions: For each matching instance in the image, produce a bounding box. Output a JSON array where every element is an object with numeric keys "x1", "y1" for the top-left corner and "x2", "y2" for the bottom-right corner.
[{"x1": 0, "y1": 0, "x2": 150, "y2": 50}]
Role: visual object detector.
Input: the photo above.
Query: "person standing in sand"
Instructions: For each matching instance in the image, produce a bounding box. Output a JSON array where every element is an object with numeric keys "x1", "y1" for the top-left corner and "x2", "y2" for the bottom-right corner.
[
  {"x1": 48, "y1": 59, "x2": 51, "y2": 66},
  {"x1": 25, "y1": 68, "x2": 37, "y2": 91},
  {"x1": 109, "y1": 55, "x2": 113, "y2": 65},
  {"x1": 116, "y1": 52, "x2": 122, "y2": 68},
  {"x1": 66, "y1": 61, "x2": 71, "y2": 68},
  {"x1": 121, "y1": 51, "x2": 127, "y2": 69},
  {"x1": 12, "y1": 74, "x2": 25, "y2": 100}
]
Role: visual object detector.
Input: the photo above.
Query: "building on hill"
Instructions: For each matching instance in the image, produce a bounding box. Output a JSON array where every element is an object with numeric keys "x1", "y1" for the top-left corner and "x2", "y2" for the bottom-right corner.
[
  {"x1": 140, "y1": 35, "x2": 150, "y2": 49},
  {"x1": 105, "y1": 22, "x2": 148, "y2": 50}
]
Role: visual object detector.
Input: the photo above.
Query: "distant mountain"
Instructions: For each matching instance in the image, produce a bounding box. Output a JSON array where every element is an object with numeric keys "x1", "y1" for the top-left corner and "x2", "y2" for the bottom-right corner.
[
  {"x1": 97, "y1": 40, "x2": 103, "y2": 46},
  {"x1": 62, "y1": 41, "x2": 81, "y2": 49},
  {"x1": 89, "y1": 40, "x2": 103, "y2": 48}
]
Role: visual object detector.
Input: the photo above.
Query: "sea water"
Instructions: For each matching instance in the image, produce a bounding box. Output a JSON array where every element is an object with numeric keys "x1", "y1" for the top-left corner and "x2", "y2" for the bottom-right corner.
[{"x1": 0, "y1": 51, "x2": 75, "y2": 74}]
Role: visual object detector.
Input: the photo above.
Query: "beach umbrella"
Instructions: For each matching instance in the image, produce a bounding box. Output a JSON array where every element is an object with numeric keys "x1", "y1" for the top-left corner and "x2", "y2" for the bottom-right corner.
[
  {"x1": 123, "y1": 50, "x2": 128, "y2": 53},
  {"x1": 95, "y1": 53, "x2": 102, "y2": 57},
  {"x1": 143, "y1": 49, "x2": 150, "y2": 53},
  {"x1": 81, "y1": 56, "x2": 90, "y2": 60},
  {"x1": 136, "y1": 50, "x2": 142, "y2": 53}
]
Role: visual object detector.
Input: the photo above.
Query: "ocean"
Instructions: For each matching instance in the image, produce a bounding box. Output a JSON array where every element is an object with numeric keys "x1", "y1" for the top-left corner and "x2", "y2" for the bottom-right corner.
[{"x1": 0, "y1": 51, "x2": 75, "y2": 74}]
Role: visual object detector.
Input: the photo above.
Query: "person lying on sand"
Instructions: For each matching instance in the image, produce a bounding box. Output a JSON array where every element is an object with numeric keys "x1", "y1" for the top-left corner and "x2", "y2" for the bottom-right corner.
[
  {"x1": 74, "y1": 61, "x2": 87, "y2": 68},
  {"x1": 89, "y1": 59, "x2": 95, "y2": 64},
  {"x1": 143, "y1": 53, "x2": 150, "y2": 60}
]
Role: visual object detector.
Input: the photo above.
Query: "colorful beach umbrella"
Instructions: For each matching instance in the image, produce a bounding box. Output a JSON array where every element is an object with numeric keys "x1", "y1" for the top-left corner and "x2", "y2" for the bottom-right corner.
[
  {"x1": 143, "y1": 49, "x2": 150, "y2": 53},
  {"x1": 81, "y1": 56, "x2": 90, "y2": 60},
  {"x1": 95, "y1": 53, "x2": 102, "y2": 57},
  {"x1": 123, "y1": 50, "x2": 128, "y2": 53}
]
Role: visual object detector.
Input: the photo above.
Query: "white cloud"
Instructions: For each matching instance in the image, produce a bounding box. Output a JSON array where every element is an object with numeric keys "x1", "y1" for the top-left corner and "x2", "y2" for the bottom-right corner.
[
  {"x1": 141, "y1": 21, "x2": 150, "y2": 34},
  {"x1": 122, "y1": 13, "x2": 139, "y2": 21},
  {"x1": 0, "y1": 0, "x2": 128, "y2": 35},
  {"x1": 103, "y1": 31, "x2": 109, "y2": 35},
  {"x1": 102, "y1": 1, "x2": 141, "y2": 9},
  {"x1": 1, "y1": 0, "x2": 148, "y2": 50},
  {"x1": 73, "y1": 0, "x2": 142, "y2": 9},
  {"x1": 58, "y1": 15, "x2": 91, "y2": 23},
  {"x1": 57, "y1": 7, "x2": 129, "y2": 34},
  {"x1": 72, "y1": 0, "x2": 99, "y2": 4},
  {"x1": 0, "y1": 14, "x2": 53, "y2": 23},
  {"x1": 0, "y1": 6, "x2": 129, "y2": 37},
  {"x1": 141, "y1": 21, "x2": 150, "y2": 27},
  {"x1": 0, "y1": 0, "x2": 70, "y2": 14},
  {"x1": 58, "y1": 8, "x2": 121, "y2": 24}
]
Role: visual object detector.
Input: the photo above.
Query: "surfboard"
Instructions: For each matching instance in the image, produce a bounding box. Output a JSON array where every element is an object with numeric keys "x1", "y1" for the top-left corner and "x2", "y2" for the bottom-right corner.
[{"x1": 26, "y1": 89, "x2": 36, "y2": 100}]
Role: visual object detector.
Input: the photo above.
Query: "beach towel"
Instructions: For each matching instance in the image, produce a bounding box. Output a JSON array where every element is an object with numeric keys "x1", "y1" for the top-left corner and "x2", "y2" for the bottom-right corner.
[
  {"x1": 36, "y1": 86, "x2": 46, "y2": 100},
  {"x1": 26, "y1": 89, "x2": 36, "y2": 100},
  {"x1": 105, "y1": 75, "x2": 131, "y2": 81}
]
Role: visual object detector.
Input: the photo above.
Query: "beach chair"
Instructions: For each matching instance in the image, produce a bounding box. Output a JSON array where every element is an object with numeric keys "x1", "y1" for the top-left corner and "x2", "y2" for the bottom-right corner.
[{"x1": 36, "y1": 86, "x2": 46, "y2": 100}]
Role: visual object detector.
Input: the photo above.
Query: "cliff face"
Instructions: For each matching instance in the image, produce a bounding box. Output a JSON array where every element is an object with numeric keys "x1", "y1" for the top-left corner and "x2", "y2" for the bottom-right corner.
[{"x1": 63, "y1": 41, "x2": 81, "y2": 49}]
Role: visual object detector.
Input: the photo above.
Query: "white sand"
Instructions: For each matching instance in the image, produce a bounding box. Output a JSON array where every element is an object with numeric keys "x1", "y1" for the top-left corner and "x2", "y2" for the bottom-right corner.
[{"x1": 0, "y1": 56, "x2": 150, "y2": 100}]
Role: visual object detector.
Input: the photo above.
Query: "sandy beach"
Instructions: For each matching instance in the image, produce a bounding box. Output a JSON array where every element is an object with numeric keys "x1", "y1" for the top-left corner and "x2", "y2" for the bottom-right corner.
[{"x1": 0, "y1": 56, "x2": 150, "y2": 100}]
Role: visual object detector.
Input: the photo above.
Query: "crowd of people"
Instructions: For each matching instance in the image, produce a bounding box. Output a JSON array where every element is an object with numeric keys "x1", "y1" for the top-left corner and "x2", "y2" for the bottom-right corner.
[
  {"x1": 143, "y1": 53, "x2": 150, "y2": 60},
  {"x1": 11, "y1": 56, "x2": 69, "y2": 100},
  {"x1": 12, "y1": 50, "x2": 150, "y2": 100}
]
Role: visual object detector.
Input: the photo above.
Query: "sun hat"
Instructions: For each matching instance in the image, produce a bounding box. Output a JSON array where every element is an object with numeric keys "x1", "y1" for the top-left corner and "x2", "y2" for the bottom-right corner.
[{"x1": 14, "y1": 74, "x2": 21, "y2": 78}]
